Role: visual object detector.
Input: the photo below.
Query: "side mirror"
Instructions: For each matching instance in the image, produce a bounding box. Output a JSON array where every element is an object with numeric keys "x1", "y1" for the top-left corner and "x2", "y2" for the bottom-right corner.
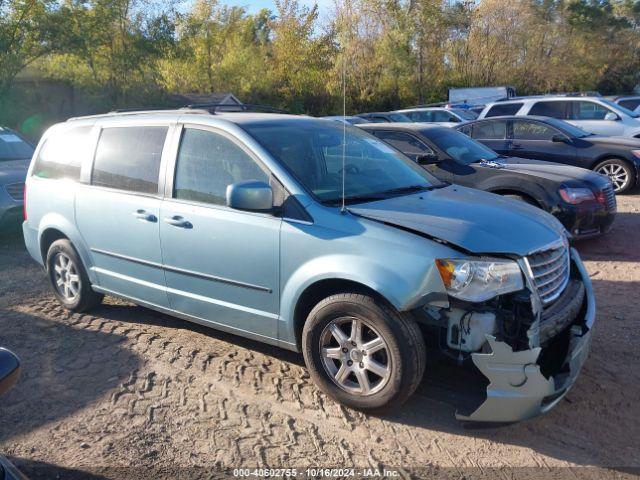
[
  {"x1": 0, "y1": 348, "x2": 20, "y2": 397},
  {"x1": 551, "y1": 134, "x2": 569, "y2": 143},
  {"x1": 604, "y1": 112, "x2": 619, "y2": 121},
  {"x1": 417, "y1": 153, "x2": 441, "y2": 165},
  {"x1": 226, "y1": 180, "x2": 274, "y2": 212}
]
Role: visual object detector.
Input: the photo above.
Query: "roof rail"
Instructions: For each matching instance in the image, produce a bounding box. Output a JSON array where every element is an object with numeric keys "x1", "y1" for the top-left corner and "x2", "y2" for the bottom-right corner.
[{"x1": 184, "y1": 103, "x2": 288, "y2": 114}]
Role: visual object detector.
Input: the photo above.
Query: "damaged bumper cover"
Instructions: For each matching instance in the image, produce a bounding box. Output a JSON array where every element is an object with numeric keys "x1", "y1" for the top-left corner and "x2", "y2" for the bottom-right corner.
[{"x1": 456, "y1": 248, "x2": 595, "y2": 423}]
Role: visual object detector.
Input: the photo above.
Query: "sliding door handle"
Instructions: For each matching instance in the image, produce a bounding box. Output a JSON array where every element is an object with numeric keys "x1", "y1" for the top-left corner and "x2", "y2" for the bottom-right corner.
[
  {"x1": 164, "y1": 215, "x2": 193, "y2": 229},
  {"x1": 133, "y1": 209, "x2": 157, "y2": 222}
]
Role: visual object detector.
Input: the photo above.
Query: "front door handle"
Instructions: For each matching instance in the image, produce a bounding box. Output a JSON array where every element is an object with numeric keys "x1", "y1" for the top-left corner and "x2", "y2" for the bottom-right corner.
[
  {"x1": 511, "y1": 143, "x2": 523, "y2": 150},
  {"x1": 164, "y1": 215, "x2": 193, "y2": 229},
  {"x1": 133, "y1": 209, "x2": 157, "y2": 222}
]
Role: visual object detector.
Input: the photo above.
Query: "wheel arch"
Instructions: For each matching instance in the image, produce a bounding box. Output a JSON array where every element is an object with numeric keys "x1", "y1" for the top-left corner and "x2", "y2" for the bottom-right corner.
[
  {"x1": 292, "y1": 278, "x2": 394, "y2": 351},
  {"x1": 487, "y1": 188, "x2": 542, "y2": 208}
]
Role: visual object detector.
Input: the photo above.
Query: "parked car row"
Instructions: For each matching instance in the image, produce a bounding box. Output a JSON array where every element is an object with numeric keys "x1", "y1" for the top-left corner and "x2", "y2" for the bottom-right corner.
[{"x1": 17, "y1": 105, "x2": 597, "y2": 424}]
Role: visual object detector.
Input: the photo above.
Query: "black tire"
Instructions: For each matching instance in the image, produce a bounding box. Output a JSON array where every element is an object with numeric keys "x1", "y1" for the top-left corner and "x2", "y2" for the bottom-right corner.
[
  {"x1": 302, "y1": 293, "x2": 426, "y2": 413},
  {"x1": 593, "y1": 158, "x2": 635, "y2": 194},
  {"x1": 46, "y1": 239, "x2": 103, "y2": 312}
]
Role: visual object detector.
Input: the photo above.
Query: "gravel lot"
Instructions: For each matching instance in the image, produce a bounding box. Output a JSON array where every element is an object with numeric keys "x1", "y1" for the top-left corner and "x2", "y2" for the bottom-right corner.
[{"x1": 0, "y1": 195, "x2": 639, "y2": 479}]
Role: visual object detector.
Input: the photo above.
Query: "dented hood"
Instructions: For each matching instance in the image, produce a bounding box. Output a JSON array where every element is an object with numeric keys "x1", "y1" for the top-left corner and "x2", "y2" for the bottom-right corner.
[{"x1": 350, "y1": 185, "x2": 565, "y2": 256}]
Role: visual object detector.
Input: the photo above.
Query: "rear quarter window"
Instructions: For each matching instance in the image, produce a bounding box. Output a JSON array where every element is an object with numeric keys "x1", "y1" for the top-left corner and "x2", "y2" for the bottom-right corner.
[
  {"x1": 32, "y1": 126, "x2": 92, "y2": 181},
  {"x1": 92, "y1": 126, "x2": 168, "y2": 195},
  {"x1": 485, "y1": 103, "x2": 523, "y2": 117}
]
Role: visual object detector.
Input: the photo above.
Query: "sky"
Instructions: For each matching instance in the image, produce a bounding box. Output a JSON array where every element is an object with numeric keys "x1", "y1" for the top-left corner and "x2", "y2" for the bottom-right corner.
[{"x1": 221, "y1": 0, "x2": 334, "y2": 17}]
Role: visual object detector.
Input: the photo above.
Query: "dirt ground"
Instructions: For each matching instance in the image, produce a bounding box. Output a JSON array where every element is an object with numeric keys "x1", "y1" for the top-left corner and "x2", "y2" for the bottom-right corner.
[{"x1": 0, "y1": 196, "x2": 639, "y2": 480}]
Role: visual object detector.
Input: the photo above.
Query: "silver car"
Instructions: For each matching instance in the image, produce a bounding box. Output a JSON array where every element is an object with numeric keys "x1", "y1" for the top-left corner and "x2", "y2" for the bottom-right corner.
[
  {"x1": 0, "y1": 127, "x2": 33, "y2": 228},
  {"x1": 23, "y1": 109, "x2": 595, "y2": 422}
]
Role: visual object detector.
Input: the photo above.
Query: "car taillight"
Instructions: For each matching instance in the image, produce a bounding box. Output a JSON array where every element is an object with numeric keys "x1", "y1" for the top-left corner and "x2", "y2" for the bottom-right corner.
[{"x1": 23, "y1": 183, "x2": 27, "y2": 221}]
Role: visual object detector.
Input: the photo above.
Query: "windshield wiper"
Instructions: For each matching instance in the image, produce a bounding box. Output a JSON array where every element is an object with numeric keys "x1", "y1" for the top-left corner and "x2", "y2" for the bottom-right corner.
[{"x1": 380, "y1": 185, "x2": 432, "y2": 195}]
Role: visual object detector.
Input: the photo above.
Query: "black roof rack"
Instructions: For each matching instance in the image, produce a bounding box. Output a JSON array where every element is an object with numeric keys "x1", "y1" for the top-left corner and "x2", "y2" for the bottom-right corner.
[{"x1": 184, "y1": 103, "x2": 288, "y2": 114}]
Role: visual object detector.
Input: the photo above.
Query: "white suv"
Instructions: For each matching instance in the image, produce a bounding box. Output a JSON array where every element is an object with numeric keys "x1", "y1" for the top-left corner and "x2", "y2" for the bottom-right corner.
[{"x1": 479, "y1": 96, "x2": 640, "y2": 137}]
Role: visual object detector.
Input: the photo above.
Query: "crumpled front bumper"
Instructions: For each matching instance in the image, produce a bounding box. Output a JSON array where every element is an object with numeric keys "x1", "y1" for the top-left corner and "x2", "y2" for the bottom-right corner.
[{"x1": 456, "y1": 248, "x2": 595, "y2": 423}]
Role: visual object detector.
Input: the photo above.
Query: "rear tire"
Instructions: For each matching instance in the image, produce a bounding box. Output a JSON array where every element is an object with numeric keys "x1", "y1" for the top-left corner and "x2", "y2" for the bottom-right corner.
[
  {"x1": 593, "y1": 158, "x2": 634, "y2": 193},
  {"x1": 46, "y1": 239, "x2": 103, "y2": 312},
  {"x1": 302, "y1": 293, "x2": 426, "y2": 413}
]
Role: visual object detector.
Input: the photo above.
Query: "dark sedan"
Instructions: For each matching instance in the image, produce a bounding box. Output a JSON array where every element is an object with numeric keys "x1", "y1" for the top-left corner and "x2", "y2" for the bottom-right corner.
[
  {"x1": 456, "y1": 116, "x2": 640, "y2": 193},
  {"x1": 360, "y1": 123, "x2": 616, "y2": 239}
]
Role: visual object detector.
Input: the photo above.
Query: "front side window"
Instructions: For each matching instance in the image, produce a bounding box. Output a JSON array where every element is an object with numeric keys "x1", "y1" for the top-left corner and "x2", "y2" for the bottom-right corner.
[
  {"x1": 472, "y1": 120, "x2": 507, "y2": 140},
  {"x1": 32, "y1": 126, "x2": 91, "y2": 181},
  {"x1": 570, "y1": 101, "x2": 612, "y2": 120},
  {"x1": 513, "y1": 121, "x2": 559, "y2": 141},
  {"x1": 485, "y1": 103, "x2": 523, "y2": 117},
  {"x1": 372, "y1": 131, "x2": 434, "y2": 160},
  {"x1": 174, "y1": 128, "x2": 268, "y2": 206},
  {"x1": 528, "y1": 101, "x2": 570, "y2": 119},
  {"x1": 243, "y1": 119, "x2": 442, "y2": 206},
  {"x1": 92, "y1": 126, "x2": 167, "y2": 194},
  {"x1": 0, "y1": 130, "x2": 34, "y2": 162}
]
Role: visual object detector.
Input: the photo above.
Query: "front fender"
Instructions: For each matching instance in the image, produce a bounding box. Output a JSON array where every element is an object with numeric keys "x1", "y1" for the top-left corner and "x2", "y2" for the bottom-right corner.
[
  {"x1": 482, "y1": 177, "x2": 550, "y2": 209},
  {"x1": 278, "y1": 253, "x2": 448, "y2": 346}
]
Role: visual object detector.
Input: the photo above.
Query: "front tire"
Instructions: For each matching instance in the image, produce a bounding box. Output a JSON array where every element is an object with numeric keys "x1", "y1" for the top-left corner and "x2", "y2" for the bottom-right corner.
[
  {"x1": 302, "y1": 293, "x2": 426, "y2": 412},
  {"x1": 594, "y1": 158, "x2": 635, "y2": 193},
  {"x1": 46, "y1": 239, "x2": 103, "y2": 312}
]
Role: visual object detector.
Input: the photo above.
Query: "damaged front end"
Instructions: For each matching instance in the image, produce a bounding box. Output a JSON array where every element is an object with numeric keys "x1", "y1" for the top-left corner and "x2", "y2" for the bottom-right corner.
[{"x1": 418, "y1": 241, "x2": 595, "y2": 423}]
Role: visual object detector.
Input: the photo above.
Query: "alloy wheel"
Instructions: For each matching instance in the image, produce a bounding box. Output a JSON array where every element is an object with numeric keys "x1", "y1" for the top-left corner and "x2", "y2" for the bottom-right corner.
[
  {"x1": 53, "y1": 253, "x2": 81, "y2": 302},
  {"x1": 319, "y1": 317, "x2": 391, "y2": 396},
  {"x1": 597, "y1": 163, "x2": 629, "y2": 192}
]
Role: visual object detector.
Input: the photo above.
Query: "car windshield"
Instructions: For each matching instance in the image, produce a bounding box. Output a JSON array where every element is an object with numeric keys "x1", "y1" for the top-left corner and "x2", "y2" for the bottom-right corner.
[
  {"x1": 544, "y1": 118, "x2": 592, "y2": 138},
  {"x1": 451, "y1": 109, "x2": 478, "y2": 120},
  {"x1": 601, "y1": 99, "x2": 639, "y2": 118},
  {"x1": 388, "y1": 113, "x2": 413, "y2": 123},
  {"x1": 425, "y1": 128, "x2": 499, "y2": 164},
  {"x1": 243, "y1": 119, "x2": 443, "y2": 206},
  {"x1": 0, "y1": 130, "x2": 34, "y2": 161}
]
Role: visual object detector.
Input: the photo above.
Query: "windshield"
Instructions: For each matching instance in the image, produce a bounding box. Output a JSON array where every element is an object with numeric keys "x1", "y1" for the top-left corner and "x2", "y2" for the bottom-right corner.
[
  {"x1": 451, "y1": 109, "x2": 478, "y2": 120},
  {"x1": 544, "y1": 118, "x2": 592, "y2": 138},
  {"x1": 243, "y1": 119, "x2": 443, "y2": 206},
  {"x1": 601, "y1": 99, "x2": 639, "y2": 118},
  {"x1": 0, "y1": 130, "x2": 34, "y2": 161},
  {"x1": 388, "y1": 113, "x2": 413, "y2": 123},
  {"x1": 426, "y1": 128, "x2": 499, "y2": 164}
]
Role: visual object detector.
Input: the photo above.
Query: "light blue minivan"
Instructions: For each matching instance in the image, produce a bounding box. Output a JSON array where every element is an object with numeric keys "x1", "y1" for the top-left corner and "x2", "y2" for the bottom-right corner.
[{"x1": 23, "y1": 109, "x2": 595, "y2": 422}]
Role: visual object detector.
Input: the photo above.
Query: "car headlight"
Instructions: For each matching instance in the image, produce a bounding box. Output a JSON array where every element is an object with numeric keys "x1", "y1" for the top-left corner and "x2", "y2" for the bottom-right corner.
[
  {"x1": 435, "y1": 258, "x2": 524, "y2": 302},
  {"x1": 558, "y1": 186, "x2": 596, "y2": 205}
]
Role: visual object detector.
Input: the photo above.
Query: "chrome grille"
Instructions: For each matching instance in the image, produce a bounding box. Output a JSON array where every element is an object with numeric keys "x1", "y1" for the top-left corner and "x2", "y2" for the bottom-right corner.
[
  {"x1": 4, "y1": 182, "x2": 24, "y2": 201},
  {"x1": 526, "y1": 243, "x2": 570, "y2": 306},
  {"x1": 603, "y1": 185, "x2": 616, "y2": 212}
]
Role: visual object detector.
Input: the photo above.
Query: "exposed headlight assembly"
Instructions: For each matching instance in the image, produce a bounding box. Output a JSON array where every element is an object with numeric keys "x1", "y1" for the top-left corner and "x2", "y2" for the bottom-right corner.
[{"x1": 435, "y1": 258, "x2": 524, "y2": 302}]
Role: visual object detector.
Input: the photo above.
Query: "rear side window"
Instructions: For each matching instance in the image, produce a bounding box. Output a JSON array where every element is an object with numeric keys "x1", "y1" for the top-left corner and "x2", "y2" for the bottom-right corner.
[
  {"x1": 32, "y1": 126, "x2": 91, "y2": 181},
  {"x1": 485, "y1": 103, "x2": 523, "y2": 117},
  {"x1": 528, "y1": 101, "x2": 570, "y2": 119},
  {"x1": 92, "y1": 127, "x2": 167, "y2": 194},
  {"x1": 406, "y1": 111, "x2": 432, "y2": 122},
  {"x1": 173, "y1": 128, "x2": 268, "y2": 206},
  {"x1": 472, "y1": 121, "x2": 507, "y2": 140}
]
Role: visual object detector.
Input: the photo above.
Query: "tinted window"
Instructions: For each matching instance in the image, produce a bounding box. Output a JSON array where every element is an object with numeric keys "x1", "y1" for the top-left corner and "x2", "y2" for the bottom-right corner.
[
  {"x1": 373, "y1": 131, "x2": 434, "y2": 159},
  {"x1": 529, "y1": 101, "x2": 570, "y2": 119},
  {"x1": 513, "y1": 121, "x2": 559, "y2": 140},
  {"x1": 485, "y1": 103, "x2": 523, "y2": 117},
  {"x1": 174, "y1": 128, "x2": 268, "y2": 206},
  {"x1": 426, "y1": 128, "x2": 499, "y2": 165},
  {"x1": 432, "y1": 110, "x2": 458, "y2": 122},
  {"x1": 472, "y1": 121, "x2": 507, "y2": 140},
  {"x1": 32, "y1": 126, "x2": 91, "y2": 180},
  {"x1": 92, "y1": 127, "x2": 167, "y2": 194},
  {"x1": 369, "y1": 117, "x2": 390, "y2": 123},
  {"x1": 570, "y1": 101, "x2": 611, "y2": 120},
  {"x1": 406, "y1": 111, "x2": 432, "y2": 122},
  {"x1": 618, "y1": 99, "x2": 640, "y2": 111},
  {"x1": 0, "y1": 130, "x2": 34, "y2": 162}
]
